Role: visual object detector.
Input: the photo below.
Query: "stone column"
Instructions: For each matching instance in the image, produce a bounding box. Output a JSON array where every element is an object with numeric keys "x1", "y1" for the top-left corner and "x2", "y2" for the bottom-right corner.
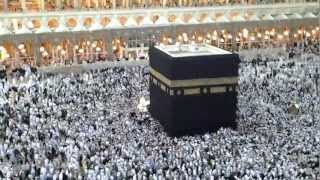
[
  {"x1": 112, "y1": 0, "x2": 116, "y2": 8},
  {"x1": 122, "y1": 31, "x2": 129, "y2": 59},
  {"x1": 163, "y1": 0, "x2": 167, "y2": 7},
  {"x1": 40, "y1": 0, "x2": 45, "y2": 11},
  {"x1": 69, "y1": 35, "x2": 75, "y2": 64},
  {"x1": 21, "y1": 0, "x2": 27, "y2": 11},
  {"x1": 88, "y1": 0, "x2": 91, "y2": 8},
  {"x1": 105, "y1": 30, "x2": 113, "y2": 60},
  {"x1": 229, "y1": 25, "x2": 236, "y2": 51},
  {"x1": 51, "y1": 39, "x2": 56, "y2": 64},
  {"x1": 95, "y1": 0, "x2": 99, "y2": 9},
  {"x1": 74, "y1": 0, "x2": 79, "y2": 10},
  {"x1": 3, "y1": 0, "x2": 8, "y2": 12},
  {"x1": 12, "y1": 41, "x2": 18, "y2": 68},
  {"x1": 33, "y1": 34, "x2": 41, "y2": 66},
  {"x1": 56, "y1": 0, "x2": 61, "y2": 10}
]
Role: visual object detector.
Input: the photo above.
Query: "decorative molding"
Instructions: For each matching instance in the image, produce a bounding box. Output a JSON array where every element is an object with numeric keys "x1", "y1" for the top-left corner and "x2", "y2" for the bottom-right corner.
[{"x1": 0, "y1": 3, "x2": 318, "y2": 36}]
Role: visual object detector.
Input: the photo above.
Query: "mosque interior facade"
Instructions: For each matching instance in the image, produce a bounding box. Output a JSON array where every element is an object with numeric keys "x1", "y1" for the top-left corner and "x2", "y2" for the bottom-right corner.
[{"x1": 0, "y1": 0, "x2": 319, "y2": 69}]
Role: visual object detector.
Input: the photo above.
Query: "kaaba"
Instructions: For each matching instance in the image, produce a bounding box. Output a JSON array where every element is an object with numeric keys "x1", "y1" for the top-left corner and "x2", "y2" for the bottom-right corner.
[{"x1": 149, "y1": 44, "x2": 240, "y2": 137}]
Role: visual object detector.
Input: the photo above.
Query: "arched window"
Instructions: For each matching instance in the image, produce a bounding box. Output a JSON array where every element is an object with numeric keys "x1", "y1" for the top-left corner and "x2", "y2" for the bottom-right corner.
[
  {"x1": 25, "y1": 0, "x2": 40, "y2": 11},
  {"x1": 8, "y1": 0, "x2": 22, "y2": 12},
  {"x1": 0, "y1": 0, "x2": 4, "y2": 11},
  {"x1": 61, "y1": 0, "x2": 74, "y2": 9},
  {"x1": 44, "y1": 0, "x2": 57, "y2": 11}
]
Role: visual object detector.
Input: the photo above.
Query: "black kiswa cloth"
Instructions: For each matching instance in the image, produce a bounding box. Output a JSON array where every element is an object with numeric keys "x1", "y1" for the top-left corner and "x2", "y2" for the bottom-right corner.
[
  {"x1": 150, "y1": 81, "x2": 237, "y2": 137},
  {"x1": 149, "y1": 46, "x2": 239, "y2": 137},
  {"x1": 149, "y1": 46, "x2": 239, "y2": 81}
]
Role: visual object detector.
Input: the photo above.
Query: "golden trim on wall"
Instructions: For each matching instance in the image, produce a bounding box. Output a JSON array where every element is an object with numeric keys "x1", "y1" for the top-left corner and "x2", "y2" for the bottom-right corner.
[
  {"x1": 150, "y1": 67, "x2": 238, "y2": 88},
  {"x1": 184, "y1": 88, "x2": 201, "y2": 95},
  {"x1": 150, "y1": 74, "x2": 235, "y2": 96}
]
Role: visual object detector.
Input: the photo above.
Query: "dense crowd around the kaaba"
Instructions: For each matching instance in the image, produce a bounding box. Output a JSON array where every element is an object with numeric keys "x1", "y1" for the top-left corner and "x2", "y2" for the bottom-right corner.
[{"x1": 0, "y1": 43, "x2": 320, "y2": 179}]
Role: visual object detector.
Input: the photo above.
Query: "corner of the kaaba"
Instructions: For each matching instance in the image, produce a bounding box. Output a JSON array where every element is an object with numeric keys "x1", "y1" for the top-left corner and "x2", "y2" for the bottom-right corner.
[
  {"x1": 149, "y1": 45, "x2": 240, "y2": 137},
  {"x1": 149, "y1": 46, "x2": 174, "y2": 79}
]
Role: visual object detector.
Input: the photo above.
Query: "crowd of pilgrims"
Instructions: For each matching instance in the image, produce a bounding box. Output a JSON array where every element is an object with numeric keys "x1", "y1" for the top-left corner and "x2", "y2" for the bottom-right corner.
[{"x1": 0, "y1": 41, "x2": 320, "y2": 179}]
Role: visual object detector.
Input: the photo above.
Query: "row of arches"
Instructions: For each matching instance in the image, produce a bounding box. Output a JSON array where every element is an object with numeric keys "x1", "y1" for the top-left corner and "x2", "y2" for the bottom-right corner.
[
  {"x1": 0, "y1": 24, "x2": 319, "y2": 71},
  {"x1": 5, "y1": 11, "x2": 317, "y2": 35}
]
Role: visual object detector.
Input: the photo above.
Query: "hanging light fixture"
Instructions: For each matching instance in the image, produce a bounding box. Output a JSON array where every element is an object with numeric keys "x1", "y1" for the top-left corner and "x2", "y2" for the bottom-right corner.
[
  {"x1": 306, "y1": 32, "x2": 311, "y2": 37},
  {"x1": 270, "y1": 30, "x2": 275, "y2": 36},
  {"x1": 177, "y1": 35, "x2": 183, "y2": 42},
  {"x1": 40, "y1": 46, "x2": 45, "y2": 52},
  {"x1": 61, "y1": 50, "x2": 66, "y2": 55},
  {"x1": 243, "y1": 28, "x2": 249, "y2": 38},
  {"x1": 257, "y1": 33, "x2": 262, "y2": 38},
  {"x1": 42, "y1": 51, "x2": 49, "y2": 57},
  {"x1": 18, "y1": 44, "x2": 25, "y2": 50}
]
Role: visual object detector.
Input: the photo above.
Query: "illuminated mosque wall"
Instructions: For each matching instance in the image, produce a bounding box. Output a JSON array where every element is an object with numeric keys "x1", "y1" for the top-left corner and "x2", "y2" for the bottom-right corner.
[{"x1": 0, "y1": 0, "x2": 319, "y2": 69}]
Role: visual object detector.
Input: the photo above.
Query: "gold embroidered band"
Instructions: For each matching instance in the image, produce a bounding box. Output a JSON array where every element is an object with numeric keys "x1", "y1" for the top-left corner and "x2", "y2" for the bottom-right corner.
[{"x1": 150, "y1": 67, "x2": 238, "y2": 88}]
